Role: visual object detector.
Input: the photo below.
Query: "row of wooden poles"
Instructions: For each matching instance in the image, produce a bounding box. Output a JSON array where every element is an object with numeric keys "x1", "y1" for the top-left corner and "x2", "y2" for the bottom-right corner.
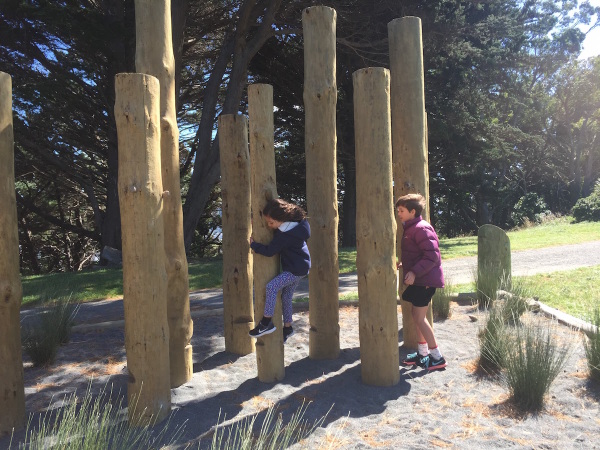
[{"x1": 0, "y1": 4, "x2": 432, "y2": 434}]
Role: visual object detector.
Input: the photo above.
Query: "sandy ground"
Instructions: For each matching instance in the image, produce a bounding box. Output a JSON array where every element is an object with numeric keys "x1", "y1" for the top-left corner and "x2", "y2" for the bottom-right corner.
[{"x1": 4, "y1": 298, "x2": 600, "y2": 449}]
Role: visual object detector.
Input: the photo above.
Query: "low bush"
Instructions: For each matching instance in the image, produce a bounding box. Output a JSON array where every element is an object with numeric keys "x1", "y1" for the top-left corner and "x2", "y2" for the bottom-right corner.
[
  {"x1": 572, "y1": 180, "x2": 600, "y2": 222},
  {"x1": 432, "y1": 282, "x2": 454, "y2": 320},
  {"x1": 584, "y1": 308, "x2": 600, "y2": 383},
  {"x1": 503, "y1": 321, "x2": 569, "y2": 412},
  {"x1": 22, "y1": 297, "x2": 78, "y2": 367},
  {"x1": 478, "y1": 306, "x2": 508, "y2": 374}
]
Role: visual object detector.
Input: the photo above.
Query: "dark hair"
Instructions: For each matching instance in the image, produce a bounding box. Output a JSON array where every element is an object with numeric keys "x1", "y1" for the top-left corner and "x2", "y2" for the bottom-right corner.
[
  {"x1": 262, "y1": 198, "x2": 306, "y2": 222},
  {"x1": 395, "y1": 193, "x2": 426, "y2": 216}
]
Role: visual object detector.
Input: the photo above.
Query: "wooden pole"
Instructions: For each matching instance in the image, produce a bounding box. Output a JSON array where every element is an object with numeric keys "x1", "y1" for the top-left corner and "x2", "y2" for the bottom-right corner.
[
  {"x1": 134, "y1": 0, "x2": 193, "y2": 387},
  {"x1": 388, "y1": 16, "x2": 433, "y2": 349},
  {"x1": 0, "y1": 71, "x2": 25, "y2": 436},
  {"x1": 115, "y1": 73, "x2": 171, "y2": 424},
  {"x1": 248, "y1": 84, "x2": 285, "y2": 382},
  {"x1": 353, "y1": 67, "x2": 400, "y2": 387},
  {"x1": 219, "y1": 114, "x2": 255, "y2": 355},
  {"x1": 302, "y1": 6, "x2": 340, "y2": 360}
]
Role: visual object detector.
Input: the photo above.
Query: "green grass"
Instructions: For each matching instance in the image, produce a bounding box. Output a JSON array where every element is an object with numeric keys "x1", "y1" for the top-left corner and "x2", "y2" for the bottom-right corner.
[{"x1": 22, "y1": 257, "x2": 223, "y2": 307}]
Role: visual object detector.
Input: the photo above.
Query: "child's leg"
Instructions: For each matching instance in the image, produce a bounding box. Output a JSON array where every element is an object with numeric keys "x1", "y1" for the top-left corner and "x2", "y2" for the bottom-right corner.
[
  {"x1": 411, "y1": 305, "x2": 438, "y2": 350},
  {"x1": 264, "y1": 272, "x2": 302, "y2": 322},
  {"x1": 280, "y1": 275, "x2": 302, "y2": 326}
]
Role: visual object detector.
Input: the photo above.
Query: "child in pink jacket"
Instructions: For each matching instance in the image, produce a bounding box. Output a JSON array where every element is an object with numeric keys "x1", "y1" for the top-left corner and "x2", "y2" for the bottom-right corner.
[{"x1": 396, "y1": 193, "x2": 447, "y2": 371}]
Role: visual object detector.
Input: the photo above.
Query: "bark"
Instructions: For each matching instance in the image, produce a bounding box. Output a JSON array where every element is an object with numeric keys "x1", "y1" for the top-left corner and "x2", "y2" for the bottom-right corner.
[
  {"x1": 249, "y1": 84, "x2": 285, "y2": 382},
  {"x1": 0, "y1": 71, "x2": 25, "y2": 435},
  {"x1": 388, "y1": 17, "x2": 433, "y2": 349},
  {"x1": 303, "y1": 6, "x2": 340, "y2": 360},
  {"x1": 114, "y1": 73, "x2": 171, "y2": 424},
  {"x1": 135, "y1": 0, "x2": 193, "y2": 388},
  {"x1": 219, "y1": 114, "x2": 254, "y2": 355},
  {"x1": 353, "y1": 67, "x2": 399, "y2": 387}
]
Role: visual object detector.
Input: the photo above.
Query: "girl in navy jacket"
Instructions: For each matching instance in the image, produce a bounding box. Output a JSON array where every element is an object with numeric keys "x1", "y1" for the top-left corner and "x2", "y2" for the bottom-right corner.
[{"x1": 249, "y1": 199, "x2": 311, "y2": 342}]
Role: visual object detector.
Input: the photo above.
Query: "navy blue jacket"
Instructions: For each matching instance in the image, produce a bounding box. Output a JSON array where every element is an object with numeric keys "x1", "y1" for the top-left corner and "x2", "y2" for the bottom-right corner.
[{"x1": 251, "y1": 219, "x2": 311, "y2": 276}]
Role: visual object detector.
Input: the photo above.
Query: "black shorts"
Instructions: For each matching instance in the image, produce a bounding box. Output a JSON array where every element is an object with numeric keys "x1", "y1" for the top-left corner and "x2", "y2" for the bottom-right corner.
[{"x1": 402, "y1": 285, "x2": 436, "y2": 308}]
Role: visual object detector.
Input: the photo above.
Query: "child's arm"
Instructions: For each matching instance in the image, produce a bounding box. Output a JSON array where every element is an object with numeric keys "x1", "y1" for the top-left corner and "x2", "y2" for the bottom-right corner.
[{"x1": 250, "y1": 232, "x2": 286, "y2": 257}]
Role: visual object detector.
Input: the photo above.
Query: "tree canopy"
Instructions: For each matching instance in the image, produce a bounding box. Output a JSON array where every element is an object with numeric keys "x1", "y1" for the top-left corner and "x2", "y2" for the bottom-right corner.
[{"x1": 1, "y1": 0, "x2": 598, "y2": 273}]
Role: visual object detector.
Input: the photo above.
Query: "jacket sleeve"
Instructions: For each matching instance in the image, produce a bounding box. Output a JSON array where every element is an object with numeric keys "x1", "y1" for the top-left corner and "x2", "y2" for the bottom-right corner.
[
  {"x1": 410, "y1": 226, "x2": 441, "y2": 277},
  {"x1": 250, "y1": 232, "x2": 287, "y2": 257}
]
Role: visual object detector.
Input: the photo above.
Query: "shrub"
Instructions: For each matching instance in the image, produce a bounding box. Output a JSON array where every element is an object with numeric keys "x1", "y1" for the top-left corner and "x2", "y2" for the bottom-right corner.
[
  {"x1": 22, "y1": 298, "x2": 78, "y2": 367},
  {"x1": 497, "y1": 280, "x2": 530, "y2": 325},
  {"x1": 432, "y1": 282, "x2": 453, "y2": 320},
  {"x1": 9, "y1": 383, "x2": 184, "y2": 450},
  {"x1": 572, "y1": 180, "x2": 600, "y2": 222},
  {"x1": 503, "y1": 321, "x2": 569, "y2": 412},
  {"x1": 512, "y1": 193, "x2": 549, "y2": 227},
  {"x1": 476, "y1": 265, "x2": 511, "y2": 310},
  {"x1": 209, "y1": 401, "x2": 331, "y2": 450},
  {"x1": 583, "y1": 308, "x2": 600, "y2": 383},
  {"x1": 478, "y1": 306, "x2": 508, "y2": 374}
]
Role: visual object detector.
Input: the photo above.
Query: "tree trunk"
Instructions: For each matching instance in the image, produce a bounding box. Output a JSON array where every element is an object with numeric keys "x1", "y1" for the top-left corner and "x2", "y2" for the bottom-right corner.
[
  {"x1": 249, "y1": 84, "x2": 285, "y2": 382},
  {"x1": 303, "y1": 6, "x2": 340, "y2": 360},
  {"x1": 0, "y1": 71, "x2": 25, "y2": 436},
  {"x1": 353, "y1": 67, "x2": 400, "y2": 387},
  {"x1": 388, "y1": 17, "x2": 433, "y2": 350},
  {"x1": 219, "y1": 114, "x2": 255, "y2": 355},
  {"x1": 115, "y1": 73, "x2": 171, "y2": 424},
  {"x1": 135, "y1": 0, "x2": 193, "y2": 388}
]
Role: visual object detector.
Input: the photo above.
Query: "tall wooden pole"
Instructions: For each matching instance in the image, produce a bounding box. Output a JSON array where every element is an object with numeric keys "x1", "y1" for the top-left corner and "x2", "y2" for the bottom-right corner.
[
  {"x1": 115, "y1": 73, "x2": 171, "y2": 424},
  {"x1": 388, "y1": 16, "x2": 433, "y2": 349},
  {"x1": 219, "y1": 114, "x2": 255, "y2": 355},
  {"x1": 135, "y1": 0, "x2": 193, "y2": 387},
  {"x1": 0, "y1": 71, "x2": 25, "y2": 436},
  {"x1": 249, "y1": 84, "x2": 285, "y2": 382},
  {"x1": 303, "y1": 6, "x2": 340, "y2": 360},
  {"x1": 353, "y1": 67, "x2": 400, "y2": 387}
]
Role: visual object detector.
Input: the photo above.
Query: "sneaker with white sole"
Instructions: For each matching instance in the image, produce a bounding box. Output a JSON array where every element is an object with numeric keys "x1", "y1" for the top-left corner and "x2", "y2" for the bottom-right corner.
[{"x1": 249, "y1": 320, "x2": 276, "y2": 338}]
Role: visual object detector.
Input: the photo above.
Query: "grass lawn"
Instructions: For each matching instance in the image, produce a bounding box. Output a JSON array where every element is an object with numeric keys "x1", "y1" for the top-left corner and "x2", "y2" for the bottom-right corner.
[{"x1": 21, "y1": 218, "x2": 600, "y2": 310}]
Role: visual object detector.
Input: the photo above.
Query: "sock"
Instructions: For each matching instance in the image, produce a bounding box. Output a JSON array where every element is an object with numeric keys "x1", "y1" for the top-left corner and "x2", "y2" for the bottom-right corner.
[
  {"x1": 260, "y1": 316, "x2": 272, "y2": 326},
  {"x1": 430, "y1": 346, "x2": 442, "y2": 360},
  {"x1": 418, "y1": 341, "x2": 428, "y2": 356}
]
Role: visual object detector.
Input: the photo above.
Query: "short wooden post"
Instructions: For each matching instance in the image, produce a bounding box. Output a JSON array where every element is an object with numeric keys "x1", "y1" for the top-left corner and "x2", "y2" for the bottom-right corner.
[
  {"x1": 249, "y1": 84, "x2": 285, "y2": 382},
  {"x1": 388, "y1": 16, "x2": 433, "y2": 349},
  {"x1": 303, "y1": 5, "x2": 340, "y2": 360},
  {"x1": 353, "y1": 67, "x2": 400, "y2": 387},
  {"x1": 219, "y1": 114, "x2": 255, "y2": 355},
  {"x1": 0, "y1": 71, "x2": 25, "y2": 436},
  {"x1": 477, "y1": 224, "x2": 511, "y2": 306},
  {"x1": 115, "y1": 73, "x2": 171, "y2": 424},
  {"x1": 134, "y1": 0, "x2": 193, "y2": 387}
]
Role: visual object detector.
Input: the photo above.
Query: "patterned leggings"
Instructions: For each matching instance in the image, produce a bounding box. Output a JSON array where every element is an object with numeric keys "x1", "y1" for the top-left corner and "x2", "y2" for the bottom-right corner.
[{"x1": 264, "y1": 271, "x2": 303, "y2": 324}]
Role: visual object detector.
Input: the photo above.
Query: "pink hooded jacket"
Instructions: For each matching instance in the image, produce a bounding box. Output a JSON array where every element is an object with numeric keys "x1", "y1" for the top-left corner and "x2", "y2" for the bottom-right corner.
[{"x1": 401, "y1": 216, "x2": 445, "y2": 288}]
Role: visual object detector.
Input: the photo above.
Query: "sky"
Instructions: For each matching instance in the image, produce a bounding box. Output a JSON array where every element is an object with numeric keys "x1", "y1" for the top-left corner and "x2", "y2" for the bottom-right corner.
[{"x1": 579, "y1": 0, "x2": 600, "y2": 59}]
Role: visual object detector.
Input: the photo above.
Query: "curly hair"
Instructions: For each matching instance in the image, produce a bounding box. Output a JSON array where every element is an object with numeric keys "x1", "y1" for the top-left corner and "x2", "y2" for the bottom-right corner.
[{"x1": 262, "y1": 198, "x2": 307, "y2": 222}]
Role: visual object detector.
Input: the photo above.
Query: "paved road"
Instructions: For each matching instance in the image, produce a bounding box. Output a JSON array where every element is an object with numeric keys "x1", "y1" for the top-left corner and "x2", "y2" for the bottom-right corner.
[{"x1": 20, "y1": 241, "x2": 600, "y2": 326}]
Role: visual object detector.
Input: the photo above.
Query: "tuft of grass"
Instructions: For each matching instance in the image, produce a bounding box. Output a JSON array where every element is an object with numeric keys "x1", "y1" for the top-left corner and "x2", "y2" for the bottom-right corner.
[
  {"x1": 497, "y1": 280, "x2": 530, "y2": 325},
  {"x1": 503, "y1": 321, "x2": 570, "y2": 412},
  {"x1": 478, "y1": 306, "x2": 509, "y2": 374},
  {"x1": 9, "y1": 383, "x2": 185, "y2": 450},
  {"x1": 432, "y1": 282, "x2": 454, "y2": 320},
  {"x1": 22, "y1": 298, "x2": 79, "y2": 367},
  {"x1": 475, "y1": 264, "x2": 511, "y2": 310},
  {"x1": 584, "y1": 307, "x2": 600, "y2": 383},
  {"x1": 208, "y1": 401, "x2": 330, "y2": 450}
]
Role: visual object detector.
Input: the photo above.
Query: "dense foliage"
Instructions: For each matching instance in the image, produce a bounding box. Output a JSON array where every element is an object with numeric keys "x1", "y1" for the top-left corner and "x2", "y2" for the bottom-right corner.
[{"x1": 0, "y1": 0, "x2": 599, "y2": 273}]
